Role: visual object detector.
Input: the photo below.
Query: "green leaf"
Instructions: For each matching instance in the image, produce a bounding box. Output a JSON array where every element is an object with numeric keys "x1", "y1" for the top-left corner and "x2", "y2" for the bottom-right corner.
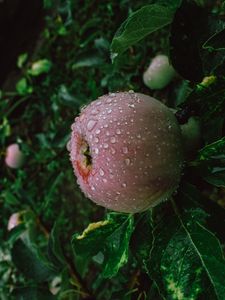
[
  {"x1": 12, "y1": 287, "x2": 55, "y2": 300},
  {"x1": 197, "y1": 137, "x2": 225, "y2": 161},
  {"x1": 28, "y1": 59, "x2": 52, "y2": 76},
  {"x1": 110, "y1": 4, "x2": 175, "y2": 60},
  {"x1": 130, "y1": 211, "x2": 153, "y2": 266},
  {"x1": 17, "y1": 53, "x2": 28, "y2": 69},
  {"x1": 203, "y1": 27, "x2": 225, "y2": 51},
  {"x1": 146, "y1": 197, "x2": 225, "y2": 299},
  {"x1": 72, "y1": 51, "x2": 105, "y2": 69},
  {"x1": 102, "y1": 214, "x2": 134, "y2": 278},
  {"x1": 16, "y1": 78, "x2": 33, "y2": 95},
  {"x1": 193, "y1": 137, "x2": 225, "y2": 187},
  {"x1": 72, "y1": 213, "x2": 134, "y2": 278},
  {"x1": 181, "y1": 78, "x2": 225, "y2": 123},
  {"x1": 11, "y1": 239, "x2": 55, "y2": 282},
  {"x1": 48, "y1": 221, "x2": 66, "y2": 270}
]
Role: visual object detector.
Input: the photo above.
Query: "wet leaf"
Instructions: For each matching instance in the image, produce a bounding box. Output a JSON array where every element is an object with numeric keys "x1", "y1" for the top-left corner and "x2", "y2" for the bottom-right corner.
[
  {"x1": 111, "y1": 4, "x2": 175, "y2": 60},
  {"x1": 72, "y1": 213, "x2": 134, "y2": 278},
  {"x1": 11, "y1": 239, "x2": 55, "y2": 282}
]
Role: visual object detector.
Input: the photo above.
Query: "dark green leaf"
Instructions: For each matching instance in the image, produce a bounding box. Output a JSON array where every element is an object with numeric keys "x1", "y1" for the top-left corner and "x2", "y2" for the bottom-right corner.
[
  {"x1": 146, "y1": 196, "x2": 225, "y2": 299},
  {"x1": 111, "y1": 4, "x2": 175, "y2": 60},
  {"x1": 193, "y1": 137, "x2": 225, "y2": 187},
  {"x1": 203, "y1": 27, "x2": 225, "y2": 51},
  {"x1": 72, "y1": 51, "x2": 105, "y2": 69},
  {"x1": 12, "y1": 287, "x2": 55, "y2": 300},
  {"x1": 16, "y1": 78, "x2": 33, "y2": 96},
  {"x1": 181, "y1": 78, "x2": 225, "y2": 122},
  {"x1": 48, "y1": 221, "x2": 66, "y2": 270},
  {"x1": 130, "y1": 211, "x2": 153, "y2": 266},
  {"x1": 11, "y1": 239, "x2": 55, "y2": 282}
]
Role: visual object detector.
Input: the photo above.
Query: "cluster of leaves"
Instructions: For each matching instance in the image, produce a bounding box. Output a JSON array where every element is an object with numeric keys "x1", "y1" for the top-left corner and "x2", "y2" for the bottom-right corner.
[{"x1": 0, "y1": 0, "x2": 225, "y2": 299}]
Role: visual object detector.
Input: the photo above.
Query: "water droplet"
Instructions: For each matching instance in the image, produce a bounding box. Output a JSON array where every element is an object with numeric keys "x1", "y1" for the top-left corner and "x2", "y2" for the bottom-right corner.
[
  {"x1": 116, "y1": 129, "x2": 121, "y2": 134},
  {"x1": 122, "y1": 147, "x2": 128, "y2": 154},
  {"x1": 106, "y1": 98, "x2": 112, "y2": 103},
  {"x1": 91, "y1": 186, "x2": 95, "y2": 191},
  {"x1": 99, "y1": 168, "x2": 104, "y2": 176},
  {"x1": 96, "y1": 129, "x2": 101, "y2": 134},
  {"x1": 111, "y1": 148, "x2": 116, "y2": 154},
  {"x1": 125, "y1": 158, "x2": 130, "y2": 166},
  {"x1": 106, "y1": 131, "x2": 110, "y2": 136},
  {"x1": 109, "y1": 92, "x2": 116, "y2": 97},
  {"x1": 103, "y1": 124, "x2": 108, "y2": 128},
  {"x1": 95, "y1": 148, "x2": 99, "y2": 154},
  {"x1": 107, "y1": 109, "x2": 112, "y2": 114},
  {"x1": 128, "y1": 103, "x2": 135, "y2": 108},
  {"x1": 122, "y1": 183, "x2": 127, "y2": 187},
  {"x1": 103, "y1": 143, "x2": 109, "y2": 149},
  {"x1": 87, "y1": 120, "x2": 97, "y2": 131},
  {"x1": 94, "y1": 137, "x2": 99, "y2": 143},
  {"x1": 91, "y1": 109, "x2": 99, "y2": 115},
  {"x1": 110, "y1": 137, "x2": 116, "y2": 143},
  {"x1": 136, "y1": 134, "x2": 141, "y2": 139},
  {"x1": 128, "y1": 90, "x2": 134, "y2": 93},
  {"x1": 130, "y1": 119, "x2": 134, "y2": 123},
  {"x1": 96, "y1": 101, "x2": 102, "y2": 106}
]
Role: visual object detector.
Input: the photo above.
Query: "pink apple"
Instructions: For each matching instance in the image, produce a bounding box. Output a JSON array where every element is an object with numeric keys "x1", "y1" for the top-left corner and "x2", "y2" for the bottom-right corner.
[
  {"x1": 7, "y1": 212, "x2": 22, "y2": 231},
  {"x1": 5, "y1": 143, "x2": 24, "y2": 169},
  {"x1": 69, "y1": 91, "x2": 183, "y2": 213}
]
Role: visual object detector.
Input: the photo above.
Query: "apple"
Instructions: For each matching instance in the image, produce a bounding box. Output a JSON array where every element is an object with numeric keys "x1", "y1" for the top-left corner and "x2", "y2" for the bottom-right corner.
[
  {"x1": 69, "y1": 91, "x2": 183, "y2": 213},
  {"x1": 7, "y1": 212, "x2": 22, "y2": 231},
  {"x1": 5, "y1": 143, "x2": 24, "y2": 169},
  {"x1": 143, "y1": 54, "x2": 176, "y2": 90}
]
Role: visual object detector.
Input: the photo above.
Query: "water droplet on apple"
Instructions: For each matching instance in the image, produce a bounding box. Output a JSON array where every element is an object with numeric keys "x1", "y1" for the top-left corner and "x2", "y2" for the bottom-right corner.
[
  {"x1": 99, "y1": 168, "x2": 105, "y2": 176},
  {"x1": 122, "y1": 147, "x2": 128, "y2": 154},
  {"x1": 125, "y1": 158, "x2": 130, "y2": 166},
  {"x1": 110, "y1": 137, "x2": 116, "y2": 143},
  {"x1": 111, "y1": 148, "x2": 116, "y2": 154},
  {"x1": 87, "y1": 120, "x2": 97, "y2": 131}
]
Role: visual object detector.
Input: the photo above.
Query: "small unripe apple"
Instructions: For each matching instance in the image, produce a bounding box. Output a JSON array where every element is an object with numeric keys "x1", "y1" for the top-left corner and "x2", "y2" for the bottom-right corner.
[
  {"x1": 69, "y1": 92, "x2": 183, "y2": 213},
  {"x1": 143, "y1": 54, "x2": 176, "y2": 90},
  {"x1": 5, "y1": 143, "x2": 24, "y2": 169},
  {"x1": 7, "y1": 212, "x2": 22, "y2": 231},
  {"x1": 181, "y1": 116, "x2": 201, "y2": 155}
]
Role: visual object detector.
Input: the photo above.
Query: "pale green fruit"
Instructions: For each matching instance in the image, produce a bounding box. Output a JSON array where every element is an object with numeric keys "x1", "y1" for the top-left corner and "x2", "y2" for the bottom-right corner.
[{"x1": 143, "y1": 54, "x2": 176, "y2": 90}]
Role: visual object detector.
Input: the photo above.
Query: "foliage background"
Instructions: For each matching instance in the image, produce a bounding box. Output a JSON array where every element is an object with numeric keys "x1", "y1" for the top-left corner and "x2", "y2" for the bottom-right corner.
[{"x1": 0, "y1": 0, "x2": 225, "y2": 299}]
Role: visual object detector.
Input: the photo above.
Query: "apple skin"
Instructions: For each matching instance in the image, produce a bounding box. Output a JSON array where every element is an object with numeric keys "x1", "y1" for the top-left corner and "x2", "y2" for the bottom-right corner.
[
  {"x1": 5, "y1": 143, "x2": 24, "y2": 169},
  {"x1": 69, "y1": 92, "x2": 183, "y2": 213},
  {"x1": 143, "y1": 54, "x2": 176, "y2": 90}
]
